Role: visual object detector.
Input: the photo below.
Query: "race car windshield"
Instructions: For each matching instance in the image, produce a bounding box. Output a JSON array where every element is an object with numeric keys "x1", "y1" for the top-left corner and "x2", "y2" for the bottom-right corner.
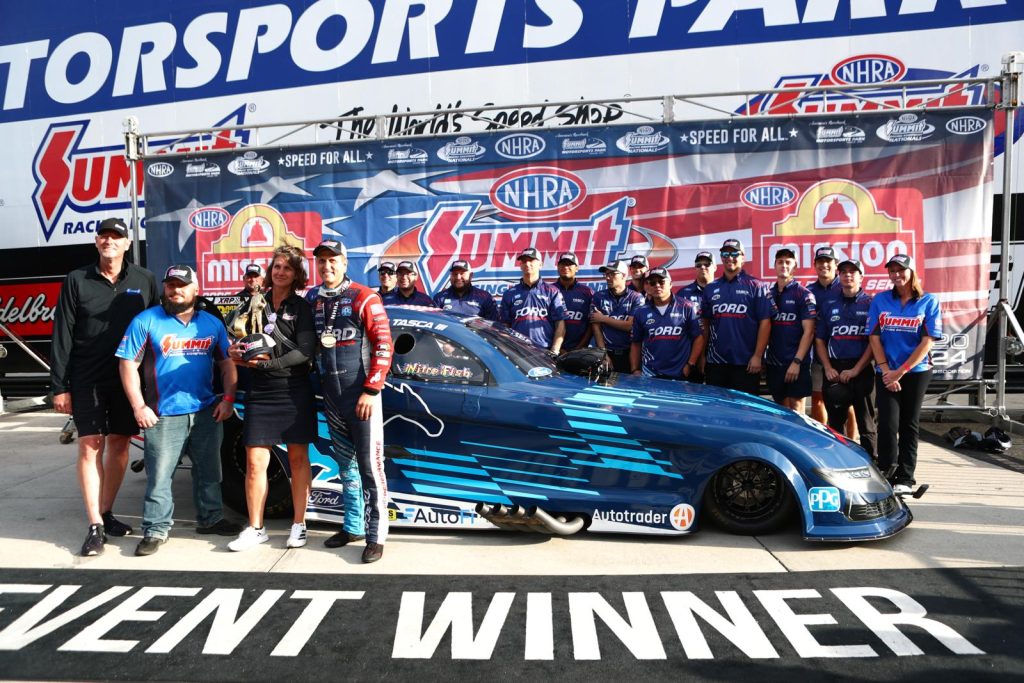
[{"x1": 464, "y1": 318, "x2": 558, "y2": 377}]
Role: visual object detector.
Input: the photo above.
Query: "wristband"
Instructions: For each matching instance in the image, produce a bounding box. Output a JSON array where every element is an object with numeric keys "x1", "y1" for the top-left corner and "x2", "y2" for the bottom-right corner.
[
  {"x1": 792, "y1": 357, "x2": 803, "y2": 364},
  {"x1": 899, "y1": 364, "x2": 910, "y2": 374},
  {"x1": 221, "y1": 394, "x2": 235, "y2": 404},
  {"x1": 878, "y1": 362, "x2": 888, "y2": 367},
  {"x1": 363, "y1": 387, "x2": 380, "y2": 396}
]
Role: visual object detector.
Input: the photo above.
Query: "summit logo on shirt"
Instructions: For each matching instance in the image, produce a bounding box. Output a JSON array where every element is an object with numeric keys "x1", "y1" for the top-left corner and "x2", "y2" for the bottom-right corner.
[
  {"x1": 877, "y1": 313, "x2": 923, "y2": 331},
  {"x1": 161, "y1": 335, "x2": 214, "y2": 356}
]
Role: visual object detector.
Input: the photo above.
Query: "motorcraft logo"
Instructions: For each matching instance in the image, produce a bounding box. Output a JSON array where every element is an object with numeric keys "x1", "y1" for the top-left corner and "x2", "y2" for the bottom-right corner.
[
  {"x1": 386, "y1": 144, "x2": 428, "y2": 165},
  {"x1": 228, "y1": 151, "x2": 271, "y2": 176},
  {"x1": 147, "y1": 162, "x2": 174, "y2": 178},
  {"x1": 437, "y1": 136, "x2": 485, "y2": 163},
  {"x1": 495, "y1": 133, "x2": 545, "y2": 160},
  {"x1": 877, "y1": 114, "x2": 935, "y2": 142},
  {"x1": 615, "y1": 125, "x2": 670, "y2": 154},
  {"x1": 185, "y1": 159, "x2": 221, "y2": 178},
  {"x1": 382, "y1": 197, "x2": 648, "y2": 295},
  {"x1": 30, "y1": 105, "x2": 248, "y2": 242},
  {"x1": 489, "y1": 167, "x2": 586, "y2": 219},
  {"x1": 813, "y1": 123, "x2": 866, "y2": 144},
  {"x1": 558, "y1": 133, "x2": 606, "y2": 155}
]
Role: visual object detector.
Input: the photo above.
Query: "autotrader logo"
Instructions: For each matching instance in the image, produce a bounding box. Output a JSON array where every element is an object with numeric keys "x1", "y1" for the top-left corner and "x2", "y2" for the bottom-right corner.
[{"x1": 808, "y1": 487, "x2": 841, "y2": 512}]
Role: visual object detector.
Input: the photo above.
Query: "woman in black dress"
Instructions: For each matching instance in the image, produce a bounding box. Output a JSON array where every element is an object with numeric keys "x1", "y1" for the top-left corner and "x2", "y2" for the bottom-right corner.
[{"x1": 227, "y1": 245, "x2": 316, "y2": 551}]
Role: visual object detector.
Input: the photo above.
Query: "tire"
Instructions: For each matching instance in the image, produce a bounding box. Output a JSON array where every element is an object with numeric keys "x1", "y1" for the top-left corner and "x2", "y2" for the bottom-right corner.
[
  {"x1": 702, "y1": 459, "x2": 796, "y2": 535},
  {"x1": 219, "y1": 416, "x2": 294, "y2": 519}
]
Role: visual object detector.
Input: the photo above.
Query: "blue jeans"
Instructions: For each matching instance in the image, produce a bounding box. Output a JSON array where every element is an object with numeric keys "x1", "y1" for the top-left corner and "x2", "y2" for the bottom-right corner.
[{"x1": 141, "y1": 404, "x2": 225, "y2": 539}]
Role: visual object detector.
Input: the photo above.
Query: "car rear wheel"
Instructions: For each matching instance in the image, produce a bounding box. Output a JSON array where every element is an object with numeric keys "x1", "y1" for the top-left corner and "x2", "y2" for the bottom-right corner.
[
  {"x1": 703, "y1": 459, "x2": 795, "y2": 535},
  {"x1": 220, "y1": 416, "x2": 294, "y2": 519}
]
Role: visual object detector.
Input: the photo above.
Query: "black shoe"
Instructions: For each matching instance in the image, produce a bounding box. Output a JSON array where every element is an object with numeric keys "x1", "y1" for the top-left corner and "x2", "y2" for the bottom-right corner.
[
  {"x1": 81, "y1": 524, "x2": 106, "y2": 556},
  {"x1": 324, "y1": 531, "x2": 366, "y2": 548},
  {"x1": 135, "y1": 536, "x2": 166, "y2": 556},
  {"x1": 101, "y1": 511, "x2": 134, "y2": 537},
  {"x1": 361, "y1": 542, "x2": 384, "y2": 564},
  {"x1": 196, "y1": 519, "x2": 243, "y2": 536}
]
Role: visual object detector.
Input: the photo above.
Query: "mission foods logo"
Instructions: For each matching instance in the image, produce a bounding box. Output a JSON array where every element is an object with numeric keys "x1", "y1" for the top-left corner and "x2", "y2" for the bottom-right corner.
[
  {"x1": 755, "y1": 179, "x2": 922, "y2": 289},
  {"x1": 489, "y1": 167, "x2": 586, "y2": 219},
  {"x1": 195, "y1": 203, "x2": 321, "y2": 294},
  {"x1": 30, "y1": 105, "x2": 248, "y2": 242}
]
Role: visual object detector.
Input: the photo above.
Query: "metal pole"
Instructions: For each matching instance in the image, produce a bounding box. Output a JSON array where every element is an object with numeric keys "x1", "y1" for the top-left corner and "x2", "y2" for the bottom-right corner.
[
  {"x1": 997, "y1": 53, "x2": 1022, "y2": 418},
  {"x1": 123, "y1": 116, "x2": 142, "y2": 265}
]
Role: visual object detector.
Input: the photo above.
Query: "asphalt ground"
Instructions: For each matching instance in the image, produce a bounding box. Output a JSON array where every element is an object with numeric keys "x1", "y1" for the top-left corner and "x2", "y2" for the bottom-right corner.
[{"x1": 1, "y1": 409, "x2": 1023, "y2": 680}]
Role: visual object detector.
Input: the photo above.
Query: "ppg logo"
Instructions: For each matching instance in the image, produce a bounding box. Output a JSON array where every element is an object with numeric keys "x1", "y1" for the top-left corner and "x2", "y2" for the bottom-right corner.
[{"x1": 808, "y1": 486, "x2": 841, "y2": 512}]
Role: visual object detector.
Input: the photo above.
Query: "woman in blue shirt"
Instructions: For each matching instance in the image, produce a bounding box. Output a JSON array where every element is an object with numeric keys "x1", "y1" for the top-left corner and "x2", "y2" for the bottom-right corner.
[{"x1": 867, "y1": 254, "x2": 942, "y2": 493}]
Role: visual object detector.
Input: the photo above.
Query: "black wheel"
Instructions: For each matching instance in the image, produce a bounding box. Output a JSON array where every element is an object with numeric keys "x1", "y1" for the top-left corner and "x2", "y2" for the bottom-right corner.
[
  {"x1": 703, "y1": 460, "x2": 795, "y2": 535},
  {"x1": 220, "y1": 416, "x2": 294, "y2": 519}
]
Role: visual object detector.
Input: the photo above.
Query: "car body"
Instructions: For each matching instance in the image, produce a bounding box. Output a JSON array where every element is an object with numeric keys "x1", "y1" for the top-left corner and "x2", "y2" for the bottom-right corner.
[{"x1": 230, "y1": 306, "x2": 911, "y2": 542}]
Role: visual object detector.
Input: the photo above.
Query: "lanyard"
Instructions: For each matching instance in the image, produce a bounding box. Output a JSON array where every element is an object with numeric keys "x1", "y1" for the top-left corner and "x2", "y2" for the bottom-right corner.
[{"x1": 264, "y1": 296, "x2": 288, "y2": 335}]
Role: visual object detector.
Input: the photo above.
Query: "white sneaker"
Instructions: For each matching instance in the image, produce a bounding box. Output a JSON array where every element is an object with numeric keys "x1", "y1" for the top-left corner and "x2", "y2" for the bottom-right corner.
[
  {"x1": 286, "y1": 523, "x2": 307, "y2": 549},
  {"x1": 892, "y1": 484, "x2": 913, "y2": 495},
  {"x1": 228, "y1": 526, "x2": 268, "y2": 552}
]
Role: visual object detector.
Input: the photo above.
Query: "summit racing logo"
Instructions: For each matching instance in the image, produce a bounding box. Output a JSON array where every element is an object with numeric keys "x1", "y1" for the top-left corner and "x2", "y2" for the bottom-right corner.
[
  {"x1": 31, "y1": 105, "x2": 249, "y2": 242},
  {"x1": 386, "y1": 197, "x2": 640, "y2": 295},
  {"x1": 738, "y1": 54, "x2": 988, "y2": 117},
  {"x1": 437, "y1": 136, "x2": 485, "y2": 163},
  {"x1": 615, "y1": 125, "x2": 670, "y2": 154},
  {"x1": 877, "y1": 114, "x2": 935, "y2": 143},
  {"x1": 160, "y1": 335, "x2": 214, "y2": 356}
]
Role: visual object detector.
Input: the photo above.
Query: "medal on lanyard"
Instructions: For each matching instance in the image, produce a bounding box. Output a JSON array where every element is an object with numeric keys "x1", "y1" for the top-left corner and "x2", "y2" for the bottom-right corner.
[{"x1": 320, "y1": 295, "x2": 340, "y2": 349}]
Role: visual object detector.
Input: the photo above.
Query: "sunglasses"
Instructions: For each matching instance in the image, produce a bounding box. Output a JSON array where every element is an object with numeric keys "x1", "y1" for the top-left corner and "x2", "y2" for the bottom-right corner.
[
  {"x1": 646, "y1": 278, "x2": 667, "y2": 285},
  {"x1": 720, "y1": 251, "x2": 742, "y2": 258}
]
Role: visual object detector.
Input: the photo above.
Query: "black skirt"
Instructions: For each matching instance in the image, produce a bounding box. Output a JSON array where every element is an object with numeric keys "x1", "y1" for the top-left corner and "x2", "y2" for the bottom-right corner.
[{"x1": 242, "y1": 374, "x2": 317, "y2": 446}]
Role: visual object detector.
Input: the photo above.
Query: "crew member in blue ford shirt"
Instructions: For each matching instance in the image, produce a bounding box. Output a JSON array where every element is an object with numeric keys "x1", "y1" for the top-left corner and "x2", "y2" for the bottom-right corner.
[
  {"x1": 816, "y1": 259, "x2": 877, "y2": 458},
  {"x1": 499, "y1": 247, "x2": 567, "y2": 352},
  {"x1": 382, "y1": 261, "x2": 434, "y2": 306},
  {"x1": 701, "y1": 238, "x2": 776, "y2": 395},
  {"x1": 868, "y1": 254, "x2": 942, "y2": 493},
  {"x1": 630, "y1": 267, "x2": 704, "y2": 380},
  {"x1": 117, "y1": 265, "x2": 240, "y2": 556},
  {"x1": 433, "y1": 260, "x2": 497, "y2": 320},
  {"x1": 766, "y1": 248, "x2": 817, "y2": 410},
  {"x1": 377, "y1": 261, "x2": 398, "y2": 299},
  {"x1": 676, "y1": 250, "x2": 717, "y2": 383},
  {"x1": 592, "y1": 259, "x2": 645, "y2": 373},
  {"x1": 627, "y1": 254, "x2": 650, "y2": 294},
  {"x1": 808, "y1": 246, "x2": 843, "y2": 424},
  {"x1": 554, "y1": 252, "x2": 594, "y2": 352}
]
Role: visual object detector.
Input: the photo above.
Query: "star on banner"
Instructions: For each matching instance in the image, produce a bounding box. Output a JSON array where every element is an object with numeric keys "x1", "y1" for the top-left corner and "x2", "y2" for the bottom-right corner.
[
  {"x1": 235, "y1": 174, "x2": 320, "y2": 203},
  {"x1": 324, "y1": 169, "x2": 447, "y2": 211}
]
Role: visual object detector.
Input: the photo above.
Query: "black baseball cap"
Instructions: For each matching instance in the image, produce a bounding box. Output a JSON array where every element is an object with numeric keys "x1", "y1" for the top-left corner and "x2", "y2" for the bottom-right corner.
[
  {"x1": 694, "y1": 251, "x2": 714, "y2": 265},
  {"x1": 97, "y1": 217, "x2": 129, "y2": 238},
  {"x1": 163, "y1": 265, "x2": 196, "y2": 285},
  {"x1": 721, "y1": 238, "x2": 744, "y2": 253},
  {"x1": 397, "y1": 260, "x2": 417, "y2": 273},
  {"x1": 450, "y1": 260, "x2": 471, "y2": 272},
  {"x1": 838, "y1": 259, "x2": 863, "y2": 274},
  {"x1": 775, "y1": 248, "x2": 797, "y2": 261},
  {"x1": 244, "y1": 263, "x2": 263, "y2": 277},
  {"x1": 313, "y1": 239, "x2": 346, "y2": 257},
  {"x1": 886, "y1": 254, "x2": 915, "y2": 272},
  {"x1": 517, "y1": 247, "x2": 540, "y2": 261},
  {"x1": 814, "y1": 246, "x2": 837, "y2": 261},
  {"x1": 378, "y1": 261, "x2": 397, "y2": 273},
  {"x1": 629, "y1": 255, "x2": 649, "y2": 268},
  {"x1": 645, "y1": 266, "x2": 670, "y2": 281},
  {"x1": 557, "y1": 252, "x2": 579, "y2": 265}
]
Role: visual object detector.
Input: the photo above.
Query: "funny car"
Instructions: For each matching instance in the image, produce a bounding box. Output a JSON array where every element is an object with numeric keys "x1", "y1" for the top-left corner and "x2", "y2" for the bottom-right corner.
[{"x1": 222, "y1": 307, "x2": 911, "y2": 542}]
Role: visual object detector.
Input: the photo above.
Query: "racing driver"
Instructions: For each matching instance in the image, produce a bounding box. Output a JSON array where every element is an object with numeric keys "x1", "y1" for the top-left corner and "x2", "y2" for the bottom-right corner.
[{"x1": 307, "y1": 239, "x2": 393, "y2": 563}]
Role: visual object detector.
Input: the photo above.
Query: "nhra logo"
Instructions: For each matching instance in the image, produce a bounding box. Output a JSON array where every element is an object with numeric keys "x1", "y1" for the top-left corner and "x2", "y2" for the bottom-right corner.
[
  {"x1": 877, "y1": 114, "x2": 935, "y2": 143},
  {"x1": 495, "y1": 133, "x2": 545, "y2": 160},
  {"x1": 616, "y1": 126, "x2": 670, "y2": 154},
  {"x1": 558, "y1": 133, "x2": 606, "y2": 155},
  {"x1": 147, "y1": 162, "x2": 174, "y2": 178},
  {"x1": 188, "y1": 208, "x2": 230, "y2": 232},
  {"x1": 228, "y1": 151, "x2": 270, "y2": 176},
  {"x1": 437, "y1": 136, "x2": 485, "y2": 163},
  {"x1": 830, "y1": 55, "x2": 906, "y2": 85},
  {"x1": 741, "y1": 182, "x2": 797, "y2": 210},
  {"x1": 808, "y1": 487, "x2": 841, "y2": 513},
  {"x1": 946, "y1": 116, "x2": 987, "y2": 135},
  {"x1": 31, "y1": 105, "x2": 248, "y2": 242},
  {"x1": 489, "y1": 167, "x2": 586, "y2": 219}
]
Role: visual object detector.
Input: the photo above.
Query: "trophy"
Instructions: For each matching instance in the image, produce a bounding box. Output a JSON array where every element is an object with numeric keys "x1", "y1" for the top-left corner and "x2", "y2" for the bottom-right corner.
[{"x1": 227, "y1": 291, "x2": 273, "y2": 362}]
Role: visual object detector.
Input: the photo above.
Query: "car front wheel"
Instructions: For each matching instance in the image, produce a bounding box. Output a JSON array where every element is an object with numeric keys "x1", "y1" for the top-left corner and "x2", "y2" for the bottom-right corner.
[{"x1": 702, "y1": 459, "x2": 796, "y2": 535}]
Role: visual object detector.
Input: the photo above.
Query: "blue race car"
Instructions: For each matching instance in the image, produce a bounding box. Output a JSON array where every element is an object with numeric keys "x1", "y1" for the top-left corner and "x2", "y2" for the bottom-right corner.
[{"x1": 223, "y1": 306, "x2": 911, "y2": 542}]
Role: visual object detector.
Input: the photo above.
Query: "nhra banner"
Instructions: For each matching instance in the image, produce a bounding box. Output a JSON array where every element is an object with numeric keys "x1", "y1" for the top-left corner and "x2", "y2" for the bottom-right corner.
[{"x1": 143, "y1": 110, "x2": 993, "y2": 380}]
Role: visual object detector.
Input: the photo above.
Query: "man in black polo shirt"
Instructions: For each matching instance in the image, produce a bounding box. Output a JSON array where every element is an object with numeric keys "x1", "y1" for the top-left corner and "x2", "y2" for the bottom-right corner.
[{"x1": 50, "y1": 218, "x2": 160, "y2": 556}]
